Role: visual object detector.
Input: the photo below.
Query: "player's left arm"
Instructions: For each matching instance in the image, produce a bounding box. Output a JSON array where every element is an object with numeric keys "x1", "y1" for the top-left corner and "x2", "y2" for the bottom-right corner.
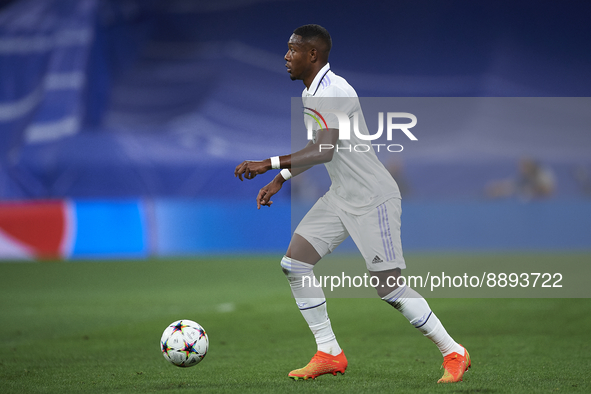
[{"x1": 234, "y1": 128, "x2": 338, "y2": 181}]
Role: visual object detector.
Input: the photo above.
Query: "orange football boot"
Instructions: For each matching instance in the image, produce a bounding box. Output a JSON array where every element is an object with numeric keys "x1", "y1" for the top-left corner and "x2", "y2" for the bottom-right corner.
[
  {"x1": 437, "y1": 345, "x2": 471, "y2": 383},
  {"x1": 288, "y1": 350, "x2": 348, "y2": 380}
]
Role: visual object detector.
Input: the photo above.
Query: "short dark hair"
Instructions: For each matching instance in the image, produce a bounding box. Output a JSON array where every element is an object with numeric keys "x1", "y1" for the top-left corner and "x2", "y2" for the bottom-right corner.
[{"x1": 293, "y1": 24, "x2": 332, "y2": 54}]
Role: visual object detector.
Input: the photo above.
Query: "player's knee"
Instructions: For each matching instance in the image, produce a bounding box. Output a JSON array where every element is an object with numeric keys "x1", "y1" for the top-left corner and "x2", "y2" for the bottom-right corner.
[
  {"x1": 381, "y1": 285, "x2": 407, "y2": 309},
  {"x1": 280, "y1": 255, "x2": 291, "y2": 276},
  {"x1": 281, "y1": 255, "x2": 303, "y2": 278},
  {"x1": 376, "y1": 279, "x2": 399, "y2": 298},
  {"x1": 281, "y1": 255, "x2": 314, "y2": 279},
  {"x1": 371, "y1": 269, "x2": 401, "y2": 298},
  {"x1": 376, "y1": 285, "x2": 393, "y2": 299}
]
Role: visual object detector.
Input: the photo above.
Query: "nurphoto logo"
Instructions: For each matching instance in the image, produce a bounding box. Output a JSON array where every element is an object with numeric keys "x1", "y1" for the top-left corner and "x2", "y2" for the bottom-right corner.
[{"x1": 304, "y1": 107, "x2": 417, "y2": 153}]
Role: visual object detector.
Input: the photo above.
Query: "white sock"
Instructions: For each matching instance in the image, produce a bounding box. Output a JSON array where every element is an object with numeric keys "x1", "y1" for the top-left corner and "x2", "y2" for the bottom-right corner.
[
  {"x1": 302, "y1": 303, "x2": 341, "y2": 356},
  {"x1": 281, "y1": 256, "x2": 342, "y2": 356},
  {"x1": 382, "y1": 285, "x2": 463, "y2": 356}
]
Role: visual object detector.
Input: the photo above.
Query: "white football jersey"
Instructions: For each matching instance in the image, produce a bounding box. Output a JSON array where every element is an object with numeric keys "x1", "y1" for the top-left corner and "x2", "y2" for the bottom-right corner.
[{"x1": 301, "y1": 63, "x2": 401, "y2": 214}]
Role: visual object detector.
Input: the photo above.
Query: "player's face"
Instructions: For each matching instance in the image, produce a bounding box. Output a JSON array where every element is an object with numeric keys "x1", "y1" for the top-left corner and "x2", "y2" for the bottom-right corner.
[{"x1": 285, "y1": 34, "x2": 311, "y2": 81}]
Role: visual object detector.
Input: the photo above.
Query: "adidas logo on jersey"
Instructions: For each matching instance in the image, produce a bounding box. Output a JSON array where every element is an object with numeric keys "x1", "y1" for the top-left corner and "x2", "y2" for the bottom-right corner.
[{"x1": 372, "y1": 255, "x2": 383, "y2": 264}]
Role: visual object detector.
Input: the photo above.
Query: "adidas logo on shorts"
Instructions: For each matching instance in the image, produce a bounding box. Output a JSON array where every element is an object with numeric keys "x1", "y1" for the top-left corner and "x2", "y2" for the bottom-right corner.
[{"x1": 372, "y1": 255, "x2": 383, "y2": 264}]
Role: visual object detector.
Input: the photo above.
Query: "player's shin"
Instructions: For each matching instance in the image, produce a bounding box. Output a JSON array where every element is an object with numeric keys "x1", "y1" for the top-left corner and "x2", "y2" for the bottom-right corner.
[
  {"x1": 281, "y1": 256, "x2": 341, "y2": 356},
  {"x1": 382, "y1": 285, "x2": 463, "y2": 356}
]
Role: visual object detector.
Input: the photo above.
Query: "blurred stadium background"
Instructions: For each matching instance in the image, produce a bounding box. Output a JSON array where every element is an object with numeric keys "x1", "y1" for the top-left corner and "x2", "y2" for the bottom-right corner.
[{"x1": 0, "y1": 0, "x2": 590, "y2": 260}]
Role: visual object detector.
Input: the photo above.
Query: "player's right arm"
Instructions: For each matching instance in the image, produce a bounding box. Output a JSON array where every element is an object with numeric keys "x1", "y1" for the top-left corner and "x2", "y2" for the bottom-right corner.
[{"x1": 279, "y1": 128, "x2": 338, "y2": 169}]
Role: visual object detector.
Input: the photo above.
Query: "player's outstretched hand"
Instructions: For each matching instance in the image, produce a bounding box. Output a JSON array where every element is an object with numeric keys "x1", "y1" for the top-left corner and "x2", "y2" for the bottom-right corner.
[
  {"x1": 257, "y1": 178, "x2": 284, "y2": 209},
  {"x1": 234, "y1": 160, "x2": 270, "y2": 181}
]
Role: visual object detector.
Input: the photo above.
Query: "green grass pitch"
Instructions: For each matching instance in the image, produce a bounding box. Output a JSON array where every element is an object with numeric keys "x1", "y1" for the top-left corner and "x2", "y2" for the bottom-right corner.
[{"x1": 1, "y1": 254, "x2": 590, "y2": 393}]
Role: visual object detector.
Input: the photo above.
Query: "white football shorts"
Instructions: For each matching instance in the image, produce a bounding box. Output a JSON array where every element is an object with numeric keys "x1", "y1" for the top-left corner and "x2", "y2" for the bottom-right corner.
[{"x1": 294, "y1": 196, "x2": 406, "y2": 271}]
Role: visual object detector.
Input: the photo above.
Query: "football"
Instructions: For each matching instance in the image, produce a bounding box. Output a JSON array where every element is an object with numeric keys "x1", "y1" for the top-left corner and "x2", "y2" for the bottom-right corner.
[{"x1": 160, "y1": 319, "x2": 209, "y2": 367}]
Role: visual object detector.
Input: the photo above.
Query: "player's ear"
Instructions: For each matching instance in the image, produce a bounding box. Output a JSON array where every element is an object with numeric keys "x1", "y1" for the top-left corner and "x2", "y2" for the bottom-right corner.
[{"x1": 309, "y1": 47, "x2": 318, "y2": 63}]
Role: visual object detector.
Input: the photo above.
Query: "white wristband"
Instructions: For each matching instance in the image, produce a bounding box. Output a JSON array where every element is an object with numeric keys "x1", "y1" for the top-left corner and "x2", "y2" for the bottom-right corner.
[
  {"x1": 270, "y1": 156, "x2": 281, "y2": 169},
  {"x1": 280, "y1": 169, "x2": 292, "y2": 180}
]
